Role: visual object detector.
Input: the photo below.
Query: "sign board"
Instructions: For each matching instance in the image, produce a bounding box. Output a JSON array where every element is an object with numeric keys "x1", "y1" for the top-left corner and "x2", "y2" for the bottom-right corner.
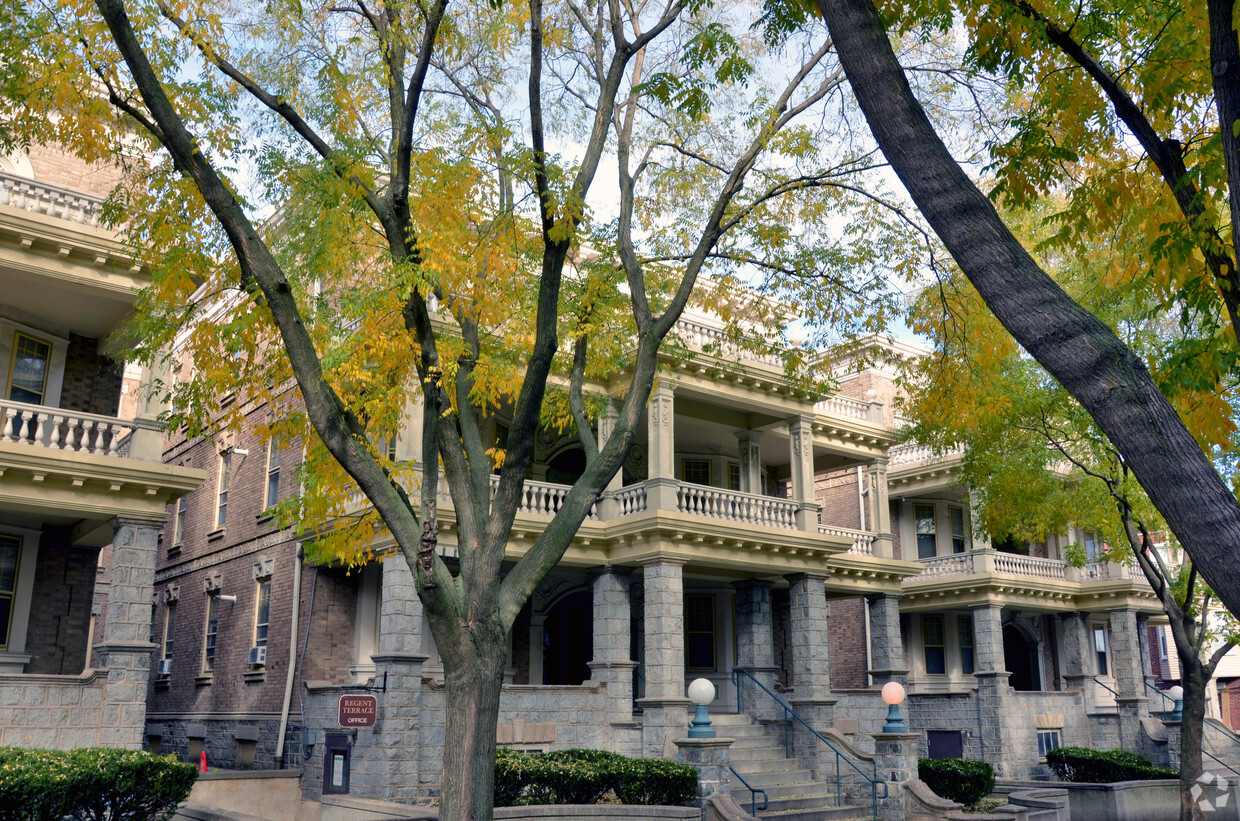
[{"x1": 337, "y1": 694, "x2": 378, "y2": 728}]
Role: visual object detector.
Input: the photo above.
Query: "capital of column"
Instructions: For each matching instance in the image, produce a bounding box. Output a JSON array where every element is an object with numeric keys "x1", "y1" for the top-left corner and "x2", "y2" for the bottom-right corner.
[
  {"x1": 785, "y1": 572, "x2": 830, "y2": 585},
  {"x1": 637, "y1": 556, "x2": 689, "y2": 569},
  {"x1": 591, "y1": 565, "x2": 633, "y2": 582},
  {"x1": 111, "y1": 514, "x2": 169, "y2": 532}
]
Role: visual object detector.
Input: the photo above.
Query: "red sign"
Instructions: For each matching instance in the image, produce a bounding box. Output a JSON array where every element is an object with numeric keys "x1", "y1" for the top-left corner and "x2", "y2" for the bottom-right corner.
[{"x1": 338, "y1": 694, "x2": 378, "y2": 727}]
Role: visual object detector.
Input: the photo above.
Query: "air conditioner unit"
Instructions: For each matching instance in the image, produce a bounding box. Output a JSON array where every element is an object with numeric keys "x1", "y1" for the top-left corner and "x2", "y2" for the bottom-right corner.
[
  {"x1": 156, "y1": 658, "x2": 173, "y2": 676},
  {"x1": 248, "y1": 646, "x2": 267, "y2": 667}
]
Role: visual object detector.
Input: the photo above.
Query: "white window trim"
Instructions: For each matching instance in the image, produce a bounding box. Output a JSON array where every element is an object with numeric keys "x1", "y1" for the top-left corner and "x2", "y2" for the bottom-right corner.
[
  {"x1": 215, "y1": 452, "x2": 232, "y2": 529},
  {"x1": 0, "y1": 319, "x2": 68, "y2": 408},
  {"x1": 0, "y1": 525, "x2": 41, "y2": 673}
]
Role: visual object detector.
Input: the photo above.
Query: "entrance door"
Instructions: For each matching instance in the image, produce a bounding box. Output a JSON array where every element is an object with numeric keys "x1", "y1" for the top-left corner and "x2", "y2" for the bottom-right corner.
[{"x1": 1003, "y1": 623, "x2": 1041, "y2": 691}]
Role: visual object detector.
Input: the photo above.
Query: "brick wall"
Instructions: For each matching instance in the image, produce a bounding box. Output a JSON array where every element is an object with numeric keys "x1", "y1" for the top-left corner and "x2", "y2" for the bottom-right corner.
[
  {"x1": 835, "y1": 371, "x2": 902, "y2": 426},
  {"x1": 828, "y1": 597, "x2": 869, "y2": 688},
  {"x1": 24, "y1": 527, "x2": 98, "y2": 676},
  {"x1": 58, "y1": 334, "x2": 122, "y2": 416},
  {"x1": 815, "y1": 467, "x2": 864, "y2": 531},
  {"x1": 25, "y1": 143, "x2": 125, "y2": 198}
]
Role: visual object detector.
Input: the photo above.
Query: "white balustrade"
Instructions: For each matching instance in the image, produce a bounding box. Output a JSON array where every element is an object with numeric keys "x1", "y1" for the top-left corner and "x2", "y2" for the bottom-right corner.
[
  {"x1": 675, "y1": 483, "x2": 798, "y2": 529},
  {"x1": 672, "y1": 318, "x2": 787, "y2": 368},
  {"x1": 615, "y1": 483, "x2": 648, "y2": 515},
  {"x1": 0, "y1": 170, "x2": 105, "y2": 227},
  {"x1": 917, "y1": 553, "x2": 975, "y2": 577},
  {"x1": 813, "y1": 394, "x2": 874, "y2": 421},
  {"x1": 888, "y1": 441, "x2": 965, "y2": 467},
  {"x1": 0, "y1": 399, "x2": 145, "y2": 457},
  {"x1": 817, "y1": 524, "x2": 876, "y2": 555},
  {"x1": 991, "y1": 552, "x2": 1068, "y2": 581}
]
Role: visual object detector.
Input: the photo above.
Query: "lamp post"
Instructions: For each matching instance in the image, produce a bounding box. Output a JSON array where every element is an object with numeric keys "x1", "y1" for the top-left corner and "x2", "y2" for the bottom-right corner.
[
  {"x1": 881, "y1": 681, "x2": 908, "y2": 733},
  {"x1": 1168, "y1": 685, "x2": 1184, "y2": 722},
  {"x1": 687, "y1": 678, "x2": 717, "y2": 738}
]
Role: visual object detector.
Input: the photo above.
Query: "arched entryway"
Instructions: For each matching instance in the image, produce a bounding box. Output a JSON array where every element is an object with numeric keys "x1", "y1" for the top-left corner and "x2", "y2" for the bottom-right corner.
[
  {"x1": 542, "y1": 590, "x2": 592, "y2": 685},
  {"x1": 546, "y1": 447, "x2": 586, "y2": 485},
  {"x1": 1003, "y1": 623, "x2": 1041, "y2": 691}
]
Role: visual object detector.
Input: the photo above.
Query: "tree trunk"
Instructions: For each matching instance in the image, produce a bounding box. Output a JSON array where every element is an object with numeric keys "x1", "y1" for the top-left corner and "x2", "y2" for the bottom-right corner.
[
  {"x1": 438, "y1": 631, "x2": 507, "y2": 821},
  {"x1": 814, "y1": 0, "x2": 1240, "y2": 618},
  {"x1": 1181, "y1": 662, "x2": 1208, "y2": 821}
]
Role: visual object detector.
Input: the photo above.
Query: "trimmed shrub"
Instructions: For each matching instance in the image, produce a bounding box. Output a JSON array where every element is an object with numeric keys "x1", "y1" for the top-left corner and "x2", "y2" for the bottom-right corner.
[
  {"x1": 918, "y1": 757, "x2": 995, "y2": 809},
  {"x1": 0, "y1": 746, "x2": 197, "y2": 821},
  {"x1": 1045, "y1": 747, "x2": 1178, "y2": 783},
  {"x1": 494, "y1": 748, "x2": 696, "y2": 807}
]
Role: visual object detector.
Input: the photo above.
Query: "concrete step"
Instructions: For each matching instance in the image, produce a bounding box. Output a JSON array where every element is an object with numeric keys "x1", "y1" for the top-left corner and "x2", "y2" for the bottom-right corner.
[
  {"x1": 728, "y1": 768, "x2": 813, "y2": 788},
  {"x1": 726, "y1": 748, "x2": 793, "y2": 765},
  {"x1": 732, "y1": 780, "x2": 831, "y2": 803},
  {"x1": 728, "y1": 756, "x2": 807, "y2": 774},
  {"x1": 730, "y1": 735, "x2": 786, "y2": 750},
  {"x1": 760, "y1": 807, "x2": 869, "y2": 821}
]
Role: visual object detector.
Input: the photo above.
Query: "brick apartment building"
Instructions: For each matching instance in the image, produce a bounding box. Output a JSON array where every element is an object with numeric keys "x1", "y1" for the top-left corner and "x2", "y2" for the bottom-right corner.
[{"x1": 0, "y1": 145, "x2": 202, "y2": 749}]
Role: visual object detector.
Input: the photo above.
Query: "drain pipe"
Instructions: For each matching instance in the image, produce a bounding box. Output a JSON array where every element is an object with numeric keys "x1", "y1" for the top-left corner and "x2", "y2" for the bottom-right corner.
[{"x1": 275, "y1": 545, "x2": 304, "y2": 768}]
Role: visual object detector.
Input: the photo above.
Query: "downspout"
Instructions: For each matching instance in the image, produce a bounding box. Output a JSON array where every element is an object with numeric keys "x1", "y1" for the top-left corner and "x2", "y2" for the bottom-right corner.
[{"x1": 275, "y1": 545, "x2": 304, "y2": 768}]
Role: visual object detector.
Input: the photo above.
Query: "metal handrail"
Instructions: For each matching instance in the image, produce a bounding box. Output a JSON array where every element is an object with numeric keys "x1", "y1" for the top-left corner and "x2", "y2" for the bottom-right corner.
[
  {"x1": 1203, "y1": 747, "x2": 1240, "y2": 780},
  {"x1": 729, "y1": 766, "x2": 768, "y2": 817},
  {"x1": 733, "y1": 668, "x2": 886, "y2": 821},
  {"x1": 1092, "y1": 676, "x2": 1120, "y2": 698},
  {"x1": 1145, "y1": 682, "x2": 1175, "y2": 712}
]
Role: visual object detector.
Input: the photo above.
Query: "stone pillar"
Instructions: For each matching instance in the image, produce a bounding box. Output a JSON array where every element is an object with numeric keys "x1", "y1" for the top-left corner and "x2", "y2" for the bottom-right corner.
[
  {"x1": 1137, "y1": 615, "x2": 1156, "y2": 692},
  {"x1": 1109, "y1": 607, "x2": 1149, "y2": 749},
  {"x1": 360, "y1": 552, "x2": 429, "y2": 802},
  {"x1": 787, "y1": 573, "x2": 835, "y2": 778},
  {"x1": 638, "y1": 558, "x2": 691, "y2": 757},
  {"x1": 969, "y1": 603, "x2": 1015, "y2": 777},
  {"x1": 646, "y1": 380, "x2": 679, "y2": 512},
  {"x1": 735, "y1": 431, "x2": 763, "y2": 494},
  {"x1": 867, "y1": 459, "x2": 893, "y2": 558},
  {"x1": 589, "y1": 568, "x2": 637, "y2": 726},
  {"x1": 733, "y1": 580, "x2": 778, "y2": 719},
  {"x1": 97, "y1": 516, "x2": 162, "y2": 748},
  {"x1": 868, "y1": 594, "x2": 907, "y2": 686},
  {"x1": 127, "y1": 359, "x2": 170, "y2": 461},
  {"x1": 674, "y1": 737, "x2": 735, "y2": 808},
  {"x1": 872, "y1": 731, "x2": 921, "y2": 821},
  {"x1": 787, "y1": 416, "x2": 819, "y2": 531},
  {"x1": 1059, "y1": 612, "x2": 1091, "y2": 698}
]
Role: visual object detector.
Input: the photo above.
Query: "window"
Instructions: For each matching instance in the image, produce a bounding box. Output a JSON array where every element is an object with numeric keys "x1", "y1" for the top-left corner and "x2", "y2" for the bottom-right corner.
[
  {"x1": 958, "y1": 615, "x2": 975, "y2": 675},
  {"x1": 950, "y1": 507, "x2": 966, "y2": 553},
  {"x1": 683, "y1": 459, "x2": 712, "y2": 486},
  {"x1": 265, "y1": 442, "x2": 281, "y2": 509},
  {"x1": 7, "y1": 333, "x2": 50, "y2": 404},
  {"x1": 162, "y1": 602, "x2": 176, "y2": 663},
  {"x1": 1084, "y1": 531, "x2": 1100, "y2": 561},
  {"x1": 728, "y1": 462, "x2": 741, "y2": 491},
  {"x1": 915, "y1": 504, "x2": 937, "y2": 559},
  {"x1": 253, "y1": 580, "x2": 271, "y2": 650},
  {"x1": 0, "y1": 534, "x2": 20, "y2": 650},
  {"x1": 1094, "y1": 626, "x2": 1108, "y2": 676},
  {"x1": 685, "y1": 594, "x2": 716, "y2": 669},
  {"x1": 1037, "y1": 730, "x2": 1061, "y2": 757},
  {"x1": 1160, "y1": 629, "x2": 1169, "y2": 660},
  {"x1": 216, "y1": 452, "x2": 232, "y2": 528},
  {"x1": 173, "y1": 496, "x2": 188, "y2": 545},
  {"x1": 922, "y1": 615, "x2": 946, "y2": 675},
  {"x1": 203, "y1": 594, "x2": 220, "y2": 672}
]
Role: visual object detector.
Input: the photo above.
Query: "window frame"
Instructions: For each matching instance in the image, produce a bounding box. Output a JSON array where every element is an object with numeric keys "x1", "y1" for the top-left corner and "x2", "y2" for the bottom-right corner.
[
  {"x1": 958, "y1": 615, "x2": 975, "y2": 675},
  {"x1": 0, "y1": 533, "x2": 21, "y2": 651},
  {"x1": 1093, "y1": 625, "x2": 1109, "y2": 676},
  {"x1": 162, "y1": 601, "x2": 176, "y2": 666},
  {"x1": 1037, "y1": 729, "x2": 1061, "y2": 758},
  {"x1": 202, "y1": 593, "x2": 220, "y2": 673},
  {"x1": 265, "y1": 441, "x2": 281, "y2": 509},
  {"x1": 215, "y1": 452, "x2": 232, "y2": 529},
  {"x1": 253, "y1": 579, "x2": 271, "y2": 653},
  {"x1": 915, "y1": 503, "x2": 938, "y2": 559},
  {"x1": 173, "y1": 496, "x2": 188, "y2": 546},
  {"x1": 949, "y1": 506, "x2": 967, "y2": 554},
  {"x1": 685, "y1": 594, "x2": 716, "y2": 670},
  {"x1": 727, "y1": 462, "x2": 741, "y2": 491},
  {"x1": 6, "y1": 331, "x2": 51, "y2": 405},
  {"x1": 921, "y1": 614, "x2": 946, "y2": 675},
  {"x1": 682, "y1": 459, "x2": 712, "y2": 487}
]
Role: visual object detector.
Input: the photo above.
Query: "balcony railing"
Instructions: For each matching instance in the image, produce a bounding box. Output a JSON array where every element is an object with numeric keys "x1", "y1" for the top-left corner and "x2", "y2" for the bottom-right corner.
[
  {"x1": 0, "y1": 170, "x2": 106, "y2": 227},
  {"x1": 918, "y1": 552, "x2": 975, "y2": 577},
  {"x1": 675, "y1": 483, "x2": 799, "y2": 529},
  {"x1": 436, "y1": 474, "x2": 599, "y2": 520},
  {"x1": 615, "y1": 483, "x2": 648, "y2": 515},
  {"x1": 672, "y1": 318, "x2": 787, "y2": 368},
  {"x1": 1082, "y1": 560, "x2": 1144, "y2": 582},
  {"x1": 813, "y1": 394, "x2": 878, "y2": 422},
  {"x1": 888, "y1": 441, "x2": 965, "y2": 468},
  {"x1": 0, "y1": 399, "x2": 153, "y2": 458},
  {"x1": 915, "y1": 549, "x2": 1079, "y2": 582},
  {"x1": 818, "y1": 524, "x2": 876, "y2": 555},
  {"x1": 992, "y1": 552, "x2": 1069, "y2": 581}
]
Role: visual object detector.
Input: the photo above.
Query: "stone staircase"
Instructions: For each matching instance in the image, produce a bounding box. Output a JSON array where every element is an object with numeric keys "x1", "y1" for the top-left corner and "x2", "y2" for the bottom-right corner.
[{"x1": 715, "y1": 713, "x2": 871, "y2": 820}]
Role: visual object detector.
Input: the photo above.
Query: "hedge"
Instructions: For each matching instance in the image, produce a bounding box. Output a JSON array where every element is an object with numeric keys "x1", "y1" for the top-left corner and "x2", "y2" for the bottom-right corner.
[
  {"x1": 0, "y1": 746, "x2": 197, "y2": 821},
  {"x1": 918, "y1": 757, "x2": 995, "y2": 809},
  {"x1": 1045, "y1": 747, "x2": 1179, "y2": 783},
  {"x1": 495, "y1": 748, "x2": 696, "y2": 807}
]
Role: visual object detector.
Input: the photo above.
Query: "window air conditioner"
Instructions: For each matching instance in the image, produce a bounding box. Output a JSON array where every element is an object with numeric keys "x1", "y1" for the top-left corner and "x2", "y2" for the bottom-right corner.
[
  {"x1": 156, "y1": 658, "x2": 173, "y2": 676},
  {"x1": 249, "y1": 646, "x2": 267, "y2": 666}
]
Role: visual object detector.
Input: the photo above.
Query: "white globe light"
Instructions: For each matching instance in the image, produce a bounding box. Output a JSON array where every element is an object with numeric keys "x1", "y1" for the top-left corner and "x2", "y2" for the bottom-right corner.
[
  {"x1": 881, "y1": 681, "x2": 906, "y2": 706},
  {"x1": 687, "y1": 677, "x2": 716, "y2": 706},
  {"x1": 1169, "y1": 685, "x2": 1185, "y2": 701}
]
